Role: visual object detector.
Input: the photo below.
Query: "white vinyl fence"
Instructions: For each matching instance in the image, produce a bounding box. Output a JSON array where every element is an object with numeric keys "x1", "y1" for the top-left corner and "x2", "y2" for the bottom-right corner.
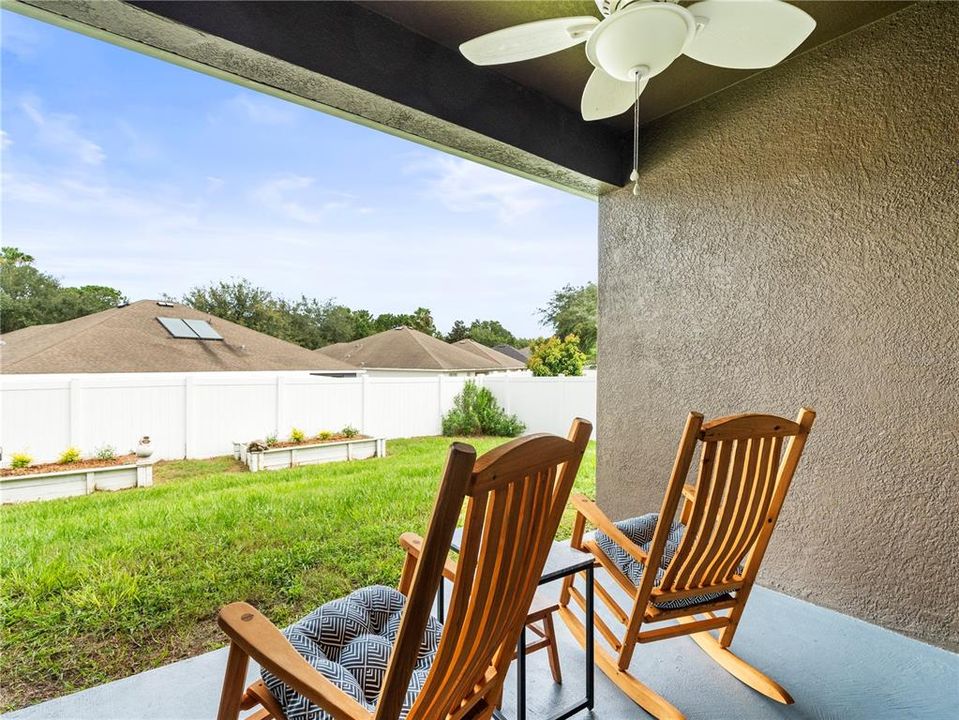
[{"x1": 0, "y1": 372, "x2": 595, "y2": 466}]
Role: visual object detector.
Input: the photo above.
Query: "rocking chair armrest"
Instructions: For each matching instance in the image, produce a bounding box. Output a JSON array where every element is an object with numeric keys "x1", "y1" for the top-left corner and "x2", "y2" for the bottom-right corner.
[
  {"x1": 217, "y1": 602, "x2": 373, "y2": 720},
  {"x1": 570, "y1": 494, "x2": 648, "y2": 564},
  {"x1": 399, "y1": 532, "x2": 458, "y2": 582}
]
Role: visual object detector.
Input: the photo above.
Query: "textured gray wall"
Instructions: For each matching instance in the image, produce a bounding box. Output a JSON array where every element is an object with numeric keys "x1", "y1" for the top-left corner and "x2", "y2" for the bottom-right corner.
[{"x1": 598, "y1": 3, "x2": 959, "y2": 650}]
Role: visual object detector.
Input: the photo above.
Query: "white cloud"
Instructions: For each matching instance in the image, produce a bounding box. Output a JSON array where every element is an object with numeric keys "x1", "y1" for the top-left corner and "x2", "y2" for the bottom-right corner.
[
  {"x1": 228, "y1": 94, "x2": 299, "y2": 126},
  {"x1": 251, "y1": 174, "x2": 354, "y2": 224},
  {"x1": 1, "y1": 130, "x2": 12, "y2": 150},
  {"x1": 2, "y1": 170, "x2": 199, "y2": 230},
  {"x1": 20, "y1": 96, "x2": 105, "y2": 165},
  {"x1": 1, "y1": 14, "x2": 44, "y2": 60},
  {"x1": 404, "y1": 155, "x2": 554, "y2": 223},
  {"x1": 115, "y1": 120, "x2": 159, "y2": 161}
]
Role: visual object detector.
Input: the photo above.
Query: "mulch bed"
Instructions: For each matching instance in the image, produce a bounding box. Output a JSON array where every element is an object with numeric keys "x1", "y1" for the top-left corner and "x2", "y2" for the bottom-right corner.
[{"x1": 0, "y1": 454, "x2": 138, "y2": 478}]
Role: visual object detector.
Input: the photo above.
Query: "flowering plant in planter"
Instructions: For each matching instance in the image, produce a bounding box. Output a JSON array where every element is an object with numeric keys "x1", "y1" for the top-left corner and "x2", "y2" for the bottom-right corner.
[
  {"x1": 58, "y1": 447, "x2": 82, "y2": 464},
  {"x1": 2, "y1": 447, "x2": 137, "y2": 478},
  {"x1": 243, "y1": 428, "x2": 384, "y2": 473},
  {"x1": 11, "y1": 453, "x2": 32, "y2": 470}
]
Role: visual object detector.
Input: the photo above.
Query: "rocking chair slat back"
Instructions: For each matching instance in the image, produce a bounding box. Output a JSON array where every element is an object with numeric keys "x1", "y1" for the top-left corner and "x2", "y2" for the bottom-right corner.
[
  {"x1": 399, "y1": 420, "x2": 592, "y2": 720},
  {"x1": 657, "y1": 415, "x2": 797, "y2": 596}
]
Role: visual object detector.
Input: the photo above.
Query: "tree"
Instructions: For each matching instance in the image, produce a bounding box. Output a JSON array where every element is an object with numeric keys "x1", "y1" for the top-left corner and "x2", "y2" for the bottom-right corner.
[
  {"x1": 409, "y1": 307, "x2": 438, "y2": 336},
  {"x1": 314, "y1": 304, "x2": 374, "y2": 347},
  {"x1": 467, "y1": 319, "x2": 516, "y2": 348},
  {"x1": 0, "y1": 247, "x2": 35, "y2": 266},
  {"x1": 0, "y1": 260, "x2": 61, "y2": 332},
  {"x1": 445, "y1": 320, "x2": 469, "y2": 343},
  {"x1": 181, "y1": 281, "x2": 382, "y2": 349},
  {"x1": 57, "y1": 285, "x2": 126, "y2": 319},
  {"x1": 445, "y1": 318, "x2": 519, "y2": 347},
  {"x1": 539, "y1": 282, "x2": 597, "y2": 355},
  {"x1": 348, "y1": 309, "x2": 375, "y2": 339},
  {"x1": 526, "y1": 335, "x2": 587, "y2": 377},
  {"x1": 373, "y1": 307, "x2": 438, "y2": 337},
  {"x1": 284, "y1": 297, "x2": 331, "y2": 349},
  {"x1": 182, "y1": 278, "x2": 290, "y2": 339},
  {"x1": 0, "y1": 248, "x2": 126, "y2": 333}
]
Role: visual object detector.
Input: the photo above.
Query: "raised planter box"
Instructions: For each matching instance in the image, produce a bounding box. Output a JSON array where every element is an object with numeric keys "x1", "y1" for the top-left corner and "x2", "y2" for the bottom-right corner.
[
  {"x1": 0, "y1": 461, "x2": 154, "y2": 504},
  {"x1": 245, "y1": 437, "x2": 386, "y2": 473}
]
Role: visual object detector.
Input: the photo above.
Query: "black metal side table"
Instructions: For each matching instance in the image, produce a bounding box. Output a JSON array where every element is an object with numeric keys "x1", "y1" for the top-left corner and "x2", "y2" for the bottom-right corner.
[{"x1": 436, "y1": 529, "x2": 596, "y2": 720}]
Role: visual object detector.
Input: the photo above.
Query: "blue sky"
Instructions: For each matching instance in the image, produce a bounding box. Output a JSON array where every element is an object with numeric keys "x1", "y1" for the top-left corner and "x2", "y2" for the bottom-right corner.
[{"x1": 0, "y1": 11, "x2": 597, "y2": 338}]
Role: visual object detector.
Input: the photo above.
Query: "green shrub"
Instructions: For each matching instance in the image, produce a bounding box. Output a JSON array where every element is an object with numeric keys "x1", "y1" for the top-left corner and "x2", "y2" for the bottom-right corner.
[
  {"x1": 289, "y1": 428, "x2": 305, "y2": 443},
  {"x1": 341, "y1": 426, "x2": 359, "y2": 438},
  {"x1": 58, "y1": 447, "x2": 82, "y2": 464},
  {"x1": 527, "y1": 334, "x2": 587, "y2": 377},
  {"x1": 318, "y1": 430, "x2": 333, "y2": 441},
  {"x1": 11, "y1": 453, "x2": 32, "y2": 469},
  {"x1": 94, "y1": 445, "x2": 116, "y2": 461},
  {"x1": 265, "y1": 433, "x2": 278, "y2": 447},
  {"x1": 442, "y1": 381, "x2": 525, "y2": 437}
]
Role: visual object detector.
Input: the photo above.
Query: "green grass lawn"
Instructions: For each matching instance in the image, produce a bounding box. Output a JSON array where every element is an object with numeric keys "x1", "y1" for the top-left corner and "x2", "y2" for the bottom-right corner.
[{"x1": 0, "y1": 436, "x2": 595, "y2": 712}]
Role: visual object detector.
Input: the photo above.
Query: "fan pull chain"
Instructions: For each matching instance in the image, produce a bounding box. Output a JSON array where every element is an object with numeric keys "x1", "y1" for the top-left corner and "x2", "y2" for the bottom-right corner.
[{"x1": 630, "y1": 71, "x2": 642, "y2": 196}]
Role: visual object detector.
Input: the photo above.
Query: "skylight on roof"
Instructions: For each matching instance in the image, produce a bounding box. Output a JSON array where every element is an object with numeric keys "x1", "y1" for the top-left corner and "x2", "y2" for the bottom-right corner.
[
  {"x1": 183, "y1": 319, "x2": 223, "y2": 340},
  {"x1": 157, "y1": 317, "x2": 223, "y2": 341}
]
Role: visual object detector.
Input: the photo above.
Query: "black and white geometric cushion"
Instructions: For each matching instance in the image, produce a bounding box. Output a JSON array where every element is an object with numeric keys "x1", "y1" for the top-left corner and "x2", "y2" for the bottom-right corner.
[
  {"x1": 262, "y1": 585, "x2": 442, "y2": 720},
  {"x1": 594, "y1": 513, "x2": 731, "y2": 609}
]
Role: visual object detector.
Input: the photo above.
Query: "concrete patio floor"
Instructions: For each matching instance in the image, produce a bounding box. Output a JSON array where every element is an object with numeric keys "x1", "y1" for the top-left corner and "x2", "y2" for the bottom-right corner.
[{"x1": 5, "y1": 585, "x2": 956, "y2": 720}]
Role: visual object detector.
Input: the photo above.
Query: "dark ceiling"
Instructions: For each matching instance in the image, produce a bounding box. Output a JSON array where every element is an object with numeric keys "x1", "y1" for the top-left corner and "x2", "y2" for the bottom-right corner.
[
  {"x1": 359, "y1": 1, "x2": 909, "y2": 132},
  {"x1": 128, "y1": 0, "x2": 910, "y2": 188}
]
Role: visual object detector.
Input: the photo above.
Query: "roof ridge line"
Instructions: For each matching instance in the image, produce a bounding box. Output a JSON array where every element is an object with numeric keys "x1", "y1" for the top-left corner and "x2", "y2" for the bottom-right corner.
[
  {"x1": 406, "y1": 327, "x2": 449, "y2": 369},
  {"x1": 3, "y1": 304, "x2": 127, "y2": 369}
]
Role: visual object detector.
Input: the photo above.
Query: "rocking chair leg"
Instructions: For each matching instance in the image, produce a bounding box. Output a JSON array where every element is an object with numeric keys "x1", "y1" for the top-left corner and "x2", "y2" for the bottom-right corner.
[
  {"x1": 217, "y1": 643, "x2": 251, "y2": 720},
  {"x1": 542, "y1": 613, "x2": 563, "y2": 684},
  {"x1": 558, "y1": 606, "x2": 685, "y2": 720},
  {"x1": 677, "y1": 617, "x2": 793, "y2": 705}
]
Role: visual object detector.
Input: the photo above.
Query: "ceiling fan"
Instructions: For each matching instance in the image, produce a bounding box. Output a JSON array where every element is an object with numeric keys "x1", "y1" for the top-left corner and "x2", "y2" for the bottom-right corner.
[
  {"x1": 460, "y1": 0, "x2": 817, "y2": 121},
  {"x1": 460, "y1": 0, "x2": 816, "y2": 192}
]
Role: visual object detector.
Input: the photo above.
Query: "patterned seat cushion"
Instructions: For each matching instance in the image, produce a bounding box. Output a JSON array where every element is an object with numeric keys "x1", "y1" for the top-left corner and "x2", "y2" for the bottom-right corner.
[
  {"x1": 262, "y1": 585, "x2": 442, "y2": 720},
  {"x1": 594, "y1": 513, "x2": 730, "y2": 609}
]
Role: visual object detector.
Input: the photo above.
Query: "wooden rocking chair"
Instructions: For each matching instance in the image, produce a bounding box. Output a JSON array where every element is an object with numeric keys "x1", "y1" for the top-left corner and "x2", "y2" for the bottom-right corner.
[
  {"x1": 559, "y1": 409, "x2": 815, "y2": 720},
  {"x1": 216, "y1": 418, "x2": 592, "y2": 720}
]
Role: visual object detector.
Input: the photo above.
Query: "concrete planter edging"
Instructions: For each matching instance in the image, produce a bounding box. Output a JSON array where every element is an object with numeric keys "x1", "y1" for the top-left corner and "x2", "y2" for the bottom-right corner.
[
  {"x1": 243, "y1": 437, "x2": 385, "y2": 473},
  {"x1": 0, "y1": 460, "x2": 154, "y2": 504}
]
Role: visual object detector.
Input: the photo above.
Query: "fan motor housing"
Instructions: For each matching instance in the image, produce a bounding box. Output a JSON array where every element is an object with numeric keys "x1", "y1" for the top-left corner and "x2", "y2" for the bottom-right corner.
[
  {"x1": 587, "y1": 2, "x2": 697, "y2": 80},
  {"x1": 595, "y1": 0, "x2": 669, "y2": 17}
]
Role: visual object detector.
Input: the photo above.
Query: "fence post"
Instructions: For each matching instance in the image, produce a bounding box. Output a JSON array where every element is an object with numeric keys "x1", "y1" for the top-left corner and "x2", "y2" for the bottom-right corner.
[
  {"x1": 275, "y1": 375, "x2": 284, "y2": 437},
  {"x1": 437, "y1": 375, "x2": 445, "y2": 434},
  {"x1": 361, "y1": 374, "x2": 371, "y2": 435},
  {"x1": 68, "y1": 378, "x2": 83, "y2": 450},
  {"x1": 183, "y1": 375, "x2": 195, "y2": 459}
]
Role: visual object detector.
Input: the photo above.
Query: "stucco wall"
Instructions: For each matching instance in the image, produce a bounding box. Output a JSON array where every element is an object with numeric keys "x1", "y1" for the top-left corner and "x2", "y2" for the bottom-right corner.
[{"x1": 598, "y1": 2, "x2": 959, "y2": 650}]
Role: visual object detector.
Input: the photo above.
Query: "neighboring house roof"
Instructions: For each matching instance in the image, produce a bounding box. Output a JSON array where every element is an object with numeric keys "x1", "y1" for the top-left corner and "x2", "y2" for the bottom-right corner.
[
  {"x1": 452, "y1": 339, "x2": 526, "y2": 369},
  {"x1": 0, "y1": 300, "x2": 357, "y2": 374},
  {"x1": 492, "y1": 344, "x2": 531, "y2": 363},
  {"x1": 316, "y1": 326, "x2": 508, "y2": 371}
]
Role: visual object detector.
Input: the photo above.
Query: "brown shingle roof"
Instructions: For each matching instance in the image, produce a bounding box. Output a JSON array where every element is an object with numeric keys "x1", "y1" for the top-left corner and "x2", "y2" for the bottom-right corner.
[
  {"x1": 0, "y1": 300, "x2": 356, "y2": 374},
  {"x1": 493, "y1": 344, "x2": 531, "y2": 362},
  {"x1": 315, "y1": 326, "x2": 508, "y2": 371},
  {"x1": 452, "y1": 339, "x2": 526, "y2": 369}
]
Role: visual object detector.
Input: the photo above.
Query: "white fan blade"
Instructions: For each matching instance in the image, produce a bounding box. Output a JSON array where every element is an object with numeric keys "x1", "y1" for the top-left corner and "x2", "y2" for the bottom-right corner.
[
  {"x1": 460, "y1": 16, "x2": 599, "y2": 66},
  {"x1": 581, "y1": 68, "x2": 646, "y2": 121},
  {"x1": 684, "y1": 0, "x2": 816, "y2": 69}
]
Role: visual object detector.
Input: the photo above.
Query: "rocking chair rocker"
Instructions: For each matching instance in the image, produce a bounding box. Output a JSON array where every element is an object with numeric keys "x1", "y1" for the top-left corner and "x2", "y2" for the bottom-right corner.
[{"x1": 559, "y1": 409, "x2": 815, "y2": 720}]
